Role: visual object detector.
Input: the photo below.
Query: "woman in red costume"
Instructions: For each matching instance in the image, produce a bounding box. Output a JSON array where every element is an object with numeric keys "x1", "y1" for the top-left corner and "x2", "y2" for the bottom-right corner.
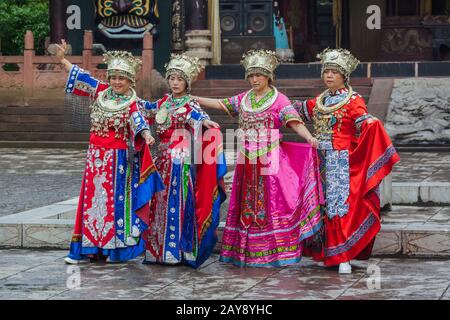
[
  {"x1": 55, "y1": 40, "x2": 164, "y2": 264},
  {"x1": 292, "y1": 48, "x2": 400, "y2": 273},
  {"x1": 139, "y1": 54, "x2": 227, "y2": 268}
]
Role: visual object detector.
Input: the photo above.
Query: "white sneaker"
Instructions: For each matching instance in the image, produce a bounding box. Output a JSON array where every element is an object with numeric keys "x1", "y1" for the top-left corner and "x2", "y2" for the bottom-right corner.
[
  {"x1": 64, "y1": 257, "x2": 89, "y2": 265},
  {"x1": 105, "y1": 257, "x2": 122, "y2": 264},
  {"x1": 338, "y1": 262, "x2": 352, "y2": 274}
]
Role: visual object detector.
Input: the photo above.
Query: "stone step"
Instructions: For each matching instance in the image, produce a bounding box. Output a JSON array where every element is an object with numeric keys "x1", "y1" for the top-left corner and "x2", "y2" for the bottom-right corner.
[
  {"x1": 392, "y1": 182, "x2": 450, "y2": 205},
  {"x1": 1, "y1": 199, "x2": 449, "y2": 258},
  {"x1": 0, "y1": 123, "x2": 65, "y2": 132},
  {"x1": 0, "y1": 132, "x2": 89, "y2": 141},
  {"x1": 191, "y1": 78, "x2": 373, "y2": 100},
  {"x1": 0, "y1": 115, "x2": 65, "y2": 124},
  {"x1": 0, "y1": 140, "x2": 88, "y2": 148},
  {"x1": 0, "y1": 105, "x2": 64, "y2": 115}
]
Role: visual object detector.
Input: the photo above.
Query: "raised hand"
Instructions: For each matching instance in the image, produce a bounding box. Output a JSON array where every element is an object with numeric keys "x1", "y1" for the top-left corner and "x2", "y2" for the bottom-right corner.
[
  {"x1": 52, "y1": 39, "x2": 73, "y2": 72},
  {"x1": 54, "y1": 39, "x2": 68, "y2": 61}
]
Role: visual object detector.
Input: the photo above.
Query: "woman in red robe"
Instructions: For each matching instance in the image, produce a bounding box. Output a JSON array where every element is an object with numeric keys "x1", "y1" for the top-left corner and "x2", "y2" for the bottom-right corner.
[
  {"x1": 292, "y1": 48, "x2": 400, "y2": 273},
  {"x1": 139, "y1": 54, "x2": 227, "y2": 268},
  {"x1": 55, "y1": 41, "x2": 164, "y2": 264}
]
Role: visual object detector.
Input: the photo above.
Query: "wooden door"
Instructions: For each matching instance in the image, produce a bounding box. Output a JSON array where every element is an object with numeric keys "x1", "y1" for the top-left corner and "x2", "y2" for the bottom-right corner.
[{"x1": 348, "y1": 0, "x2": 386, "y2": 61}]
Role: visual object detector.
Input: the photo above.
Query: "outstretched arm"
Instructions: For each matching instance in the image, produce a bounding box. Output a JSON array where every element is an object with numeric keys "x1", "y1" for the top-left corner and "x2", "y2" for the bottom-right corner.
[
  {"x1": 289, "y1": 121, "x2": 318, "y2": 148},
  {"x1": 54, "y1": 39, "x2": 106, "y2": 98},
  {"x1": 191, "y1": 96, "x2": 224, "y2": 112},
  {"x1": 187, "y1": 103, "x2": 221, "y2": 129},
  {"x1": 203, "y1": 119, "x2": 220, "y2": 129},
  {"x1": 188, "y1": 99, "x2": 220, "y2": 128}
]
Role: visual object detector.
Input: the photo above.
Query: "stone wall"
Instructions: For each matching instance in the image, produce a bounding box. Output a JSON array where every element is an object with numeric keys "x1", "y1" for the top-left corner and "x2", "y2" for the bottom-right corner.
[{"x1": 385, "y1": 78, "x2": 450, "y2": 144}]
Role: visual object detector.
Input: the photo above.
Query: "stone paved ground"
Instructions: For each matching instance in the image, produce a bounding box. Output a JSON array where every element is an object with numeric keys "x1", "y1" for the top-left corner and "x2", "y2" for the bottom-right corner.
[
  {"x1": 0, "y1": 148, "x2": 85, "y2": 217},
  {"x1": 1, "y1": 148, "x2": 449, "y2": 218},
  {"x1": 1, "y1": 149, "x2": 450, "y2": 300},
  {"x1": 0, "y1": 249, "x2": 449, "y2": 300}
]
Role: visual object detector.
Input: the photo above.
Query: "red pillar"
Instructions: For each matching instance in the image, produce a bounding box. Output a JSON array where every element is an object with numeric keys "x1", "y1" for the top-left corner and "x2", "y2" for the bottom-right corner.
[
  {"x1": 23, "y1": 30, "x2": 35, "y2": 99},
  {"x1": 141, "y1": 32, "x2": 154, "y2": 99},
  {"x1": 82, "y1": 31, "x2": 93, "y2": 72}
]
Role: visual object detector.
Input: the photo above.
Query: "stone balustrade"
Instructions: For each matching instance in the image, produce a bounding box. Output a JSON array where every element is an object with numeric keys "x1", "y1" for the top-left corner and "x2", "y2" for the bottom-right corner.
[{"x1": 0, "y1": 30, "x2": 155, "y2": 104}]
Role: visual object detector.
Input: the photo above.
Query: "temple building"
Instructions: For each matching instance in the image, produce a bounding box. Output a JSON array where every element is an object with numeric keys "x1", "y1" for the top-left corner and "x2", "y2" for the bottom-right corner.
[{"x1": 49, "y1": 0, "x2": 450, "y2": 70}]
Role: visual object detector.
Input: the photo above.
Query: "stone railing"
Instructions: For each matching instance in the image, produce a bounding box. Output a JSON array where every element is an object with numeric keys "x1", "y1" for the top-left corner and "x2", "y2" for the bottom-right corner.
[{"x1": 0, "y1": 30, "x2": 155, "y2": 105}]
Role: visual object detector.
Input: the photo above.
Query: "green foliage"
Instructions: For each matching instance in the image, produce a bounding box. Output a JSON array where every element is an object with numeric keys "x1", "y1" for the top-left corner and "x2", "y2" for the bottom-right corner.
[{"x1": 0, "y1": 0, "x2": 49, "y2": 55}]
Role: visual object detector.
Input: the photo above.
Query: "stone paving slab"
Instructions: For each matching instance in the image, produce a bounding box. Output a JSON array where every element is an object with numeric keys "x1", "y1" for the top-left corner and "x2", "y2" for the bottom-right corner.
[
  {"x1": 0, "y1": 261, "x2": 73, "y2": 300},
  {"x1": 337, "y1": 259, "x2": 450, "y2": 300},
  {"x1": 0, "y1": 250, "x2": 66, "y2": 281},
  {"x1": 0, "y1": 148, "x2": 85, "y2": 218},
  {"x1": 0, "y1": 250, "x2": 448, "y2": 300},
  {"x1": 236, "y1": 259, "x2": 382, "y2": 300},
  {"x1": 146, "y1": 258, "x2": 281, "y2": 300}
]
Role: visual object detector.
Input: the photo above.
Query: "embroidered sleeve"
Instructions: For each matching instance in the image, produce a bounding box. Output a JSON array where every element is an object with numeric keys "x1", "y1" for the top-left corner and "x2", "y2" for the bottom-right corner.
[
  {"x1": 189, "y1": 99, "x2": 211, "y2": 121},
  {"x1": 187, "y1": 101, "x2": 210, "y2": 128},
  {"x1": 130, "y1": 110, "x2": 150, "y2": 139},
  {"x1": 136, "y1": 98, "x2": 158, "y2": 119},
  {"x1": 351, "y1": 99, "x2": 377, "y2": 134},
  {"x1": 127, "y1": 103, "x2": 151, "y2": 151},
  {"x1": 218, "y1": 94, "x2": 242, "y2": 117},
  {"x1": 279, "y1": 104, "x2": 305, "y2": 127},
  {"x1": 292, "y1": 98, "x2": 314, "y2": 122},
  {"x1": 64, "y1": 64, "x2": 107, "y2": 99},
  {"x1": 355, "y1": 114, "x2": 376, "y2": 132}
]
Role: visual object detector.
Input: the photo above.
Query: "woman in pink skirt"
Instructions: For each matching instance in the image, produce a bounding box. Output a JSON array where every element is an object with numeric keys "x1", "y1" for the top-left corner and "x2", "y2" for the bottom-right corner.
[{"x1": 193, "y1": 50, "x2": 323, "y2": 267}]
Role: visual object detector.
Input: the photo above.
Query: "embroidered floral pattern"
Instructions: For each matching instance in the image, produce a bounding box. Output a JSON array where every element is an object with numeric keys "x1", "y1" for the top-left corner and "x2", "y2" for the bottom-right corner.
[
  {"x1": 324, "y1": 150, "x2": 350, "y2": 219},
  {"x1": 240, "y1": 164, "x2": 268, "y2": 228},
  {"x1": 189, "y1": 100, "x2": 210, "y2": 120},
  {"x1": 366, "y1": 145, "x2": 397, "y2": 181},
  {"x1": 85, "y1": 172, "x2": 109, "y2": 241},
  {"x1": 255, "y1": 175, "x2": 266, "y2": 226},
  {"x1": 221, "y1": 244, "x2": 300, "y2": 258},
  {"x1": 324, "y1": 213, "x2": 377, "y2": 257},
  {"x1": 241, "y1": 88, "x2": 278, "y2": 113},
  {"x1": 318, "y1": 135, "x2": 333, "y2": 150},
  {"x1": 240, "y1": 139, "x2": 280, "y2": 160},
  {"x1": 279, "y1": 104, "x2": 303, "y2": 127},
  {"x1": 221, "y1": 95, "x2": 240, "y2": 116},
  {"x1": 137, "y1": 99, "x2": 158, "y2": 118},
  {"x1": 323, "y1": 90, "x2": 349, "y2": 106}
]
